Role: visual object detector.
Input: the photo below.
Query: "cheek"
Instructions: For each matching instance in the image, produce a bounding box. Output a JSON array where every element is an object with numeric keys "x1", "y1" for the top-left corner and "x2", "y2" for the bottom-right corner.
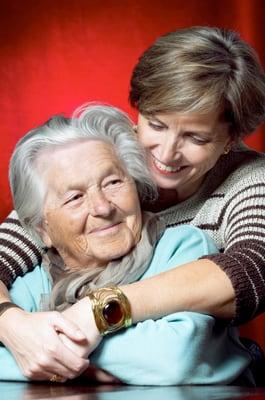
[
  {"x1": 119, "y1": 190, "x2": 142, "y2": 235},
  {"x1": 187, "y1": 147, "x2": 218, "y2": 169},
  {"x1": 45, "y1": 211, "x2": 79, "y2": 243},
  {"x1": 46, "y1": 216, "x2": 68, "y2": 243},
  {"x1": 138, "y1": 128, "x2": 155, "y2": 149},
  {"x1": 127, "y1": 204, "x2": 142, "y2": 240}
]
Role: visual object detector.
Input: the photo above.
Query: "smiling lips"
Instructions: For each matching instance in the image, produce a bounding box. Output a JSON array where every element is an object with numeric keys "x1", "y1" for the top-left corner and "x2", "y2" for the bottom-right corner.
[
  {"x1": 90, "y1": 222, "x2": 121, "y2": 235},
  {"x1": 152, "y1": 156, "x2": 186, "y2": 175}
]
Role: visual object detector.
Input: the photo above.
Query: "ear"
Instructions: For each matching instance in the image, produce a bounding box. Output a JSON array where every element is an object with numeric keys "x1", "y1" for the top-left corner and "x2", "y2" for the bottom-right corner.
[
  {"x1": 225, "y1": 136, "x2": 237, "y2": 151},
  {"x1": 35, "y1": 222, "x2": 52, "y2": 248}
]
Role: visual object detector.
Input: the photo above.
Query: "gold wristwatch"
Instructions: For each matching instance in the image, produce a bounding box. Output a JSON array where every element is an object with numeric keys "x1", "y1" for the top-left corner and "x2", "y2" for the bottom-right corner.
[{"x1": 86, "y1": 286, "x2": 132, "y2": 336}]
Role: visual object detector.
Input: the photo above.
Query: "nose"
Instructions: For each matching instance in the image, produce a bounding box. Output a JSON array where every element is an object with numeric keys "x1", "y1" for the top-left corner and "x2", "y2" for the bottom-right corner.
[
  {"x1": 158, "y1": 133, "x2": 182, "y2": 164},
  {"x1": 87, "y1": 190, "x2": 114, "y2": 217}
]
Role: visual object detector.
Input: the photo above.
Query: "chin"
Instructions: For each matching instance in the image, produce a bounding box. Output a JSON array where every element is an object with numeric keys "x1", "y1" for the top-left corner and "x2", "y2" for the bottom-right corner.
[{"x1": 154, "y1": 178, "x2": 181, "y2": 191}]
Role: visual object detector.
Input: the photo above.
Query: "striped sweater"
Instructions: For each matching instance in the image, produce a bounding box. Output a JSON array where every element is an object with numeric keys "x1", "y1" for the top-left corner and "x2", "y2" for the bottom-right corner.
[{"x1": 0, "y1": 142, "x2": 265, "y2": 325}]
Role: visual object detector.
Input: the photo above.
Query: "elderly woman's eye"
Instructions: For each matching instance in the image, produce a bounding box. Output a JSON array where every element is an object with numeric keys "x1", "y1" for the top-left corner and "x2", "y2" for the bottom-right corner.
[
  {"x1": 108, "y1": 179, "x2": 122, "y2": 186},
  {"x1": 64, "y1": 194, "x2": 83, "y2": 204}
]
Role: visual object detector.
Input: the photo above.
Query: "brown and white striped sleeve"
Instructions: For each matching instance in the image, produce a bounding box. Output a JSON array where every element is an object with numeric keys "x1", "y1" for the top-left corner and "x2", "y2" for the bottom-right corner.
[
  {"x1": 203, "y1": 179, "x2": 265, "y2": 326},
  {"x1": 0, "y1": 210, "x2": 43, "y2": 287}
]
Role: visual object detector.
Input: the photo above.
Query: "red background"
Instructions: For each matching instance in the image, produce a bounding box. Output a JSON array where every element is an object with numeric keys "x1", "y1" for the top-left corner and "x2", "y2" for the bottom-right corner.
[{"x1": 1, "y1": 0, "x2": 265, "y2": 350}]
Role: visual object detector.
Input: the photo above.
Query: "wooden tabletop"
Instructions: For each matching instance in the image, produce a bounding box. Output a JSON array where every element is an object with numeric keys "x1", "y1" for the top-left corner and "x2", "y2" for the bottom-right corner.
[{"x1": 1, "y1": 382, "x2": 265, "y2": 400}]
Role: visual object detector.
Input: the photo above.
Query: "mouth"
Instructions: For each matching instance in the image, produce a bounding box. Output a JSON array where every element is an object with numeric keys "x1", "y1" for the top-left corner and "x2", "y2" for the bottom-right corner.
[
  {"x1": 152, "y1": 156, "x2": 187, "y2": 175},
  {"x1": 90, "y1": 222, "x2": 121, "y2": 235}
]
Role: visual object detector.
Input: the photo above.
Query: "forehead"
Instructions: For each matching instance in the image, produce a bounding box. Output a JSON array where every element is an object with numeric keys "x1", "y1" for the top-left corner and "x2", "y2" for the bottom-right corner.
[
  {"x1": 146, "y1": 109, "x2": 222, "y2": 124},
  {"x1": 36, "y1": 140, "x2": 125, "y2": 190},
  {"x1": 37, "y1": 139, "x2": 120, "y2": 168}
]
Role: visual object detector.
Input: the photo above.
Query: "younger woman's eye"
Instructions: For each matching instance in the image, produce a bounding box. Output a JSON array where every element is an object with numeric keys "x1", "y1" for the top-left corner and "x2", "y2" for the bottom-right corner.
[
  {"x1": 148, "y1": 121, "x2": 165, "y2": 131},
  {"x1": 186, "y1": 133, "x2": 210, "y2": 145}
]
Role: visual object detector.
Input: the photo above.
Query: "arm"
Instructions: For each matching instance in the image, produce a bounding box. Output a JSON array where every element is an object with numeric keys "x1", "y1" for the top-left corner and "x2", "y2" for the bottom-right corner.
[
  {"x1": 202, "y1": 173, "x2": 265, "y2": 325},
  {"x1": 90, "y1": 227, "x2": 249, "y2": 385},
  {"x1": 0, "y1": 210, "x2": 42, "y2": 287},
  {"x1": 0, "y1": 280, "x2": 10, "y2": 302},
  {"x1": 123, "y1": 171, "x2": 265, "y2": 326},
  {"x1": 121, "y1": 258, "x2": 235, "y2": 323},
  {"x1": 91, "y1": 311, "x2": 249, "y2": 385}
]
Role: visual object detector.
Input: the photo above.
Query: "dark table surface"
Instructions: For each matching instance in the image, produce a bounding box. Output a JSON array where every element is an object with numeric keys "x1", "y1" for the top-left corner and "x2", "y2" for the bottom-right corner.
[{"x1": 1, "y1": 383, "x2": 265, "y2": 400}]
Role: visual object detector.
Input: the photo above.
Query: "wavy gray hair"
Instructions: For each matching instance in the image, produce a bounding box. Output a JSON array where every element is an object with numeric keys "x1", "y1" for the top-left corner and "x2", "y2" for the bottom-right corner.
[{"x1": 9, "y1": 104, "x2": 157, "y2": 245}]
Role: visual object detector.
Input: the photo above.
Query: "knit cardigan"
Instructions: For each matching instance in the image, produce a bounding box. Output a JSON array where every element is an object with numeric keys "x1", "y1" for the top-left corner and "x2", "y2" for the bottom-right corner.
[{"x1": 1, "y1": 142, "x2": 265, "y2": 325}]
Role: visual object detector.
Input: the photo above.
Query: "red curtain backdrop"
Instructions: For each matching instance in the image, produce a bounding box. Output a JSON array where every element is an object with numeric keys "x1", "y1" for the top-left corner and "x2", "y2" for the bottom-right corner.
[{"x1": 1, "y1": 0, "x2": 265, "y2": 349}]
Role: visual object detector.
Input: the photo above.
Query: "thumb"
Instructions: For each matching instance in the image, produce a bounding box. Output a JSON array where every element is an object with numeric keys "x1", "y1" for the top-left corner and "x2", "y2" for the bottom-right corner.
[{"x1": 51, "y1": 312, "x2": 86, "y2": 341}]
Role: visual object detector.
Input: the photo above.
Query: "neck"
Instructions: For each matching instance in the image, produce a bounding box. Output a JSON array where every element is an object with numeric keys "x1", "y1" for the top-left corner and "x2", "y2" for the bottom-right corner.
[{"x1": 143, "y1": 189, "x2": 180, "y2": 213}]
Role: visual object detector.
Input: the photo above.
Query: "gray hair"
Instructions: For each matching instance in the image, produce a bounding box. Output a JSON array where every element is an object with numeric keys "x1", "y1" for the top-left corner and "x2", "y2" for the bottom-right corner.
[
  {"x1": 129, "y1": 26, "x2": 265, "y2": 138},
  {"x1": 9, "y1": 104, "x2": 156, "y2": 245}
]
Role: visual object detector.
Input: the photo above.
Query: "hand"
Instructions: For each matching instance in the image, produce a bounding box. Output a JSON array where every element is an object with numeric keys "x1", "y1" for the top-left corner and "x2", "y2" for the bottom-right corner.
[
  {"x1": 62, "y1": 297, "x2": 102, "y2": 358},
  {"x1": 0, "y1": 307, "x2": 89, "y2": 381}
]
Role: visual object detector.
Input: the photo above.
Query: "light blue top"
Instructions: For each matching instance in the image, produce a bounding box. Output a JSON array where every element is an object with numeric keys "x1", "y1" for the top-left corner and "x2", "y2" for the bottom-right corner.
[{"x1": 0, "y1": 225, "x2": 252, "y2": 385}]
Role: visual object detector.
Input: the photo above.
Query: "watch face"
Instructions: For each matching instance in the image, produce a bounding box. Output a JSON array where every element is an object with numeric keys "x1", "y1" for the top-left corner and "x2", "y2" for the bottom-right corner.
[{"x1": 103, "y1": 300, "x2": 123, "y2": 326}]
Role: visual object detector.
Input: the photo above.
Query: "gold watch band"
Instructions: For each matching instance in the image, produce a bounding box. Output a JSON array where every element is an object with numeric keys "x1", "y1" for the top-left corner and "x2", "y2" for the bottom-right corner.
[{"x1": 87, "y1": 285, "x2": 132, "y2": 336}]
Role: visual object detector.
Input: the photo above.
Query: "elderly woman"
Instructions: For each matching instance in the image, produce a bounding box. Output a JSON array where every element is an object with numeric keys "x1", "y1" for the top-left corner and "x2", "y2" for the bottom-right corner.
[
  {"x1": 0, "y1": 105, "x2": 253, "y2": 385},
  {"x1": 0, "y1": 26, "x2": 265, "y2": 379}
]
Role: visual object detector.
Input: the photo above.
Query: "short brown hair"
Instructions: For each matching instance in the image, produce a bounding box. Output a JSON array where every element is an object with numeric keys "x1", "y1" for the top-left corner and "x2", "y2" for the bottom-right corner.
[{"x1": 129, "y1": 26, "x2": 265, "y2": 138}]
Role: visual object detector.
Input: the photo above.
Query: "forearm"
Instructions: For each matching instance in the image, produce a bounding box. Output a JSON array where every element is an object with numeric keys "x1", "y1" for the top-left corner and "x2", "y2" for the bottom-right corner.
[
  {"x1": 92, "y1": 309, "x2": 245, "y2": 385},
  {"x1": 121, "y1": 259, "x2": 236, "y2": 323},
  {"x1": 0, "y1": 210, "x2": 43, "y2": 287},
  {"x1": 0, "y1": 280, "x2": 11, "y2": 303}
]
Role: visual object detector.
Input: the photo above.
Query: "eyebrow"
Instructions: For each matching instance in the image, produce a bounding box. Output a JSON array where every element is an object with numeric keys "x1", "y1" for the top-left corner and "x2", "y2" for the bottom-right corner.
[
  {"x1": 147, "y1": 116, "x2": 168, "y2": 127},
  {"x1": 148, "y1": 116, "x2": 213, "y2": 136},
  {"x1": 58, "y1": 165, "x2": 126, "y2": 196}
]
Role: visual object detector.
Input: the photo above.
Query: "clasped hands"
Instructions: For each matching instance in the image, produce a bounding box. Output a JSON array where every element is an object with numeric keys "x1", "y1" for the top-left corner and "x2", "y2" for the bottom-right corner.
[{"x1": 0, "y1": 297, "x2": 116, "y2": 382}]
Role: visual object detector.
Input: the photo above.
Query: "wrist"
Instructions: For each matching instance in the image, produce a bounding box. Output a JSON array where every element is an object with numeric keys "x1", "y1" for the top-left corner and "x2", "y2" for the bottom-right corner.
[
  {"x1": 0, "y1": 304, "x2": 24, "y2": 345},
  {"x1": 79, "y1": 297, "x2": 100, "y2": 337},
  {"x1": 0, "y1": 302, "x2": 22, "y2": 318},
  {"x1": 86, "y1": 285, "x2": 132, "y2": 336},
  {"x1": 63, "y1": 297, "x2": 100, "y2": 339},
  {"x1": 0, "y1": 280, "x2": 11, "y2": 303}
]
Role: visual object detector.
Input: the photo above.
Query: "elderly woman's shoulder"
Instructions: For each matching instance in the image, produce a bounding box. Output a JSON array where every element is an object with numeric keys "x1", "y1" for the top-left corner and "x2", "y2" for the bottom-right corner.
[
  {"x1": 140, "y1": 224, "x2": 217, "y2": 278},
  {"x1": 153, "y1": 225, "x2": 217, "y2": 264}
]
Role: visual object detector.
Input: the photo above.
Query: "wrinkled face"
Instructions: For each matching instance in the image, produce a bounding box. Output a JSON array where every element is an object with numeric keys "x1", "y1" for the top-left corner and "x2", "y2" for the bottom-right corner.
[
  {"x1": 137, "y1": 110, "x2": 232, "y2": 201},
  {"x1": 37, "y1": 140, "x2": 142, "y2": 270}
]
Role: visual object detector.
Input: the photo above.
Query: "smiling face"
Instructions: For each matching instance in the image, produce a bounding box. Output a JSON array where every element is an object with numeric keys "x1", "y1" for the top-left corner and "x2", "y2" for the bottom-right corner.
[
  {"x1": 137, "y1": 110, "x2": 232, "y2": 201},
  {"x1": 37, "y1": 140, "x2": 142, "y2": 270}
]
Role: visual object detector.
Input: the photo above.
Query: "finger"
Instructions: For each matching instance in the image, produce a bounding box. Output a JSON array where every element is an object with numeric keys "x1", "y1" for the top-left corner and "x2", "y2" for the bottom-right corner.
[
  {"x1": 20, "y1": 349, "x2": 89, "y2": 381},
  {"x1": 45, "y1": 361, "x2": 88, "y2": 381},
  {"x1": 50, "y1": 312, "x2": 87, "y2": 341},
  {"x1": 29, "y1": 352, "x2": 89, "y2": 381},
  {"x1": 54, "y1": 340, "x2": 90, "y2": 376},
  {"x1": 38, "y1": 332, "x2": 89, "y2": 378}
]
